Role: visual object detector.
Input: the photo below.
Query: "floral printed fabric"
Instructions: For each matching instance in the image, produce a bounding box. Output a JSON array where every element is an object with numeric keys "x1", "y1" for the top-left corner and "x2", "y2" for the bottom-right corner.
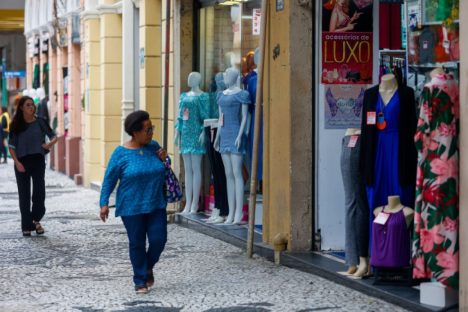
[{"x1": 412, "y1": 74, "x2": 459, "y2": 289}]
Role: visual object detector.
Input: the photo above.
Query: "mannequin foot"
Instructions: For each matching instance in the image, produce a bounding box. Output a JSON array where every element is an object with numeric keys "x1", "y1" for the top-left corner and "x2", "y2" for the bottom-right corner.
[
  {"x1": 180, "y1": 206, "x2": 190, "y2": 214},
  {"x1": 337, "y1": 265, "x2": 357, "y2": 276},
  {"x1": 211, "y1": 216, "x2": 226, "y2": 224},
  {"x1": 351, "y1": 258, "x2": 369, "y2": 279},
  {"x1": 233, "y1": 219, "x2": 247, "y2": 225}
]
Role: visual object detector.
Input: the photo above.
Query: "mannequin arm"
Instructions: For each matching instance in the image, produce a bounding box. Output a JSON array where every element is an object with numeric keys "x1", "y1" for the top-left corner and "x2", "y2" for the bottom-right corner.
[
  {"x1": 235, "y1": 104, "x2": 248, "y2": 150},
  {"x1": 245, "y1": 112, "x2": 251, "y2": 136},
  {"x1": 198, "y1": 130, "x2": 205, "y2": 145},
  {"x1": 174, "y1": 130, "x2": 180, "y2": 146}
]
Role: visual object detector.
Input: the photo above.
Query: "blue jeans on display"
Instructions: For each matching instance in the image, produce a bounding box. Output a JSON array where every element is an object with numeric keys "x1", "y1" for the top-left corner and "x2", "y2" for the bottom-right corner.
[{"x1": 121, "y1": 209, "x2": 167, "y2": 287}]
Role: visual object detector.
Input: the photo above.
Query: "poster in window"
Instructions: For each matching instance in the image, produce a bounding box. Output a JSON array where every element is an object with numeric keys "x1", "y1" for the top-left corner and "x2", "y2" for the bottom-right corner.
[
  {"x1": 253, "y1": 9, "x2": 261, "y2": 35},
  {"x1": 321, "y1": 0, "x2": 374, "y2": 84},
  {"x1": 324, "y1": 84, "x2": 367, "y2": 129}
]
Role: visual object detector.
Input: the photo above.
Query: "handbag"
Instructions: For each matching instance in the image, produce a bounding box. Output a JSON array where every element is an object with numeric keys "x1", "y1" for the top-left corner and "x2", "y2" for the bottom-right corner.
[
  {"x1": 163, "y1": 156, "x2": 183, "y2": 203},
  {"x1": 37, "y1": 117, "x2": 51, "y2": 155}
]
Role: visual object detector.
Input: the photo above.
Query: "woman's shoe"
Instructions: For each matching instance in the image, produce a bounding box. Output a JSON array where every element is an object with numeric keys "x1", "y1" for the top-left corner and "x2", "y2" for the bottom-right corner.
[
  {"x1": 33, "y1": 222, "x2": 45, "y2": 235},
  {"x1": 146, "y1": 271, "x2": 154, "y2": 288},
  {"x1": 135, "y1": 285, "x2": 148, "y2": 294},
  {"x1": 22, "y1": 231, "x2": 31, "y2": 237}
]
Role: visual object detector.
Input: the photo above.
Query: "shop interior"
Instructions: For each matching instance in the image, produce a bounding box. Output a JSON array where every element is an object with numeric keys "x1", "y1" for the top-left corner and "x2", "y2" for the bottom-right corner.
[{"x1": 316, "y1": 0, "x2": 459, "y2": 309}]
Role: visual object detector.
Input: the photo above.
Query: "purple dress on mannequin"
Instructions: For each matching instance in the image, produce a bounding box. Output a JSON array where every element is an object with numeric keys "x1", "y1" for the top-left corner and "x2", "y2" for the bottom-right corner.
[{"x1": 371, "y1": 208, "x2": 411, "y2": 268}]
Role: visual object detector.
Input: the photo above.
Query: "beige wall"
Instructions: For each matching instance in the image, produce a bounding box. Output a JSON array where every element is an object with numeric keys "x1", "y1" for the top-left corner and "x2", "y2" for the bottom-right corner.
[
  {"x1": 139, "y1": 0, "x2": 162, "y2": 143},
  {"x1": 262, "y1": 1, "x2": 313, "y2": 251},
  {"x1": 83, "y1": 16, "x2": 102, "y2": 186},
  {"x1": 459, "y1": 0, "x2": 468, "y2": 308}
]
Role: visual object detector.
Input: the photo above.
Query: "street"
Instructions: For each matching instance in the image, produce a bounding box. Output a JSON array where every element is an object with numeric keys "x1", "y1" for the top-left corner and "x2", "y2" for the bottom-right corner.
[{"x1": 0, "y1": 161, "x2": 407, "y2": 312}]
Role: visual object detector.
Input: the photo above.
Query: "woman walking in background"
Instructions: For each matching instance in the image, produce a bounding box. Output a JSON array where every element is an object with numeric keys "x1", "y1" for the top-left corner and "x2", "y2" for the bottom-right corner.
[
  {"x1": 99, "y1": 110, "x2": 168, "y2": 294},
  {"x1": 8, "y1": 96, "x2": 57, "y2": 236}
]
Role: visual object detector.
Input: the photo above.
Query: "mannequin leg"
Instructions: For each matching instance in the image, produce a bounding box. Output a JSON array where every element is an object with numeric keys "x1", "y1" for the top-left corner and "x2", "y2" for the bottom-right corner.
[
  {"x1": 182, "y1": 154, "x2": 193, "y2": 214},
  {"x1": 221, "y1": 154, "x2": 235, "y2": 224},
  {"x1": 231, "y1": 154, "x2": 245, "y2": 224},
  {"x1": 190, "y1": 154, "x2": 203, "y2": 214}
]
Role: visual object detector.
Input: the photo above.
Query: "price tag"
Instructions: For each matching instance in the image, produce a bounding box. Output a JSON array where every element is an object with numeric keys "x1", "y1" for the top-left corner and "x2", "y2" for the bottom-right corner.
[
  {"x1": 219, "y1": 113, "x2": 224, "y2": 127},
  {"x1": 423, "y1": 40, "x2": 428, "y2": 49},
  {"x1": 367, "y1": 112, "x2": 376, "y2": 125},
  {"x1": 374, "y1": 212, "x2": 390, "y2": 225},
  {"x1": 183, "y1": 108, "x2": 189, "y2": 120},
  {"x1": 348, "y1": 135, "x2": 359, "y2": 148}
]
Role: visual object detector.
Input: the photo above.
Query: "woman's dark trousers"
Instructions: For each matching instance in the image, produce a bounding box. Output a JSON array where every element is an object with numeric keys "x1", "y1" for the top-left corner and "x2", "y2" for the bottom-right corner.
[{"x1": 14, "y1": 154, "x2": 46, "y2": 231}]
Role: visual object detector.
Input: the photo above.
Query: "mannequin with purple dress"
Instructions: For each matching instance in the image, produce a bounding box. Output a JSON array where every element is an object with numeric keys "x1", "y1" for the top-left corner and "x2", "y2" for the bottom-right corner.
[{"x1": 371, "y1": 195, "x2": 414, "y2": 268}]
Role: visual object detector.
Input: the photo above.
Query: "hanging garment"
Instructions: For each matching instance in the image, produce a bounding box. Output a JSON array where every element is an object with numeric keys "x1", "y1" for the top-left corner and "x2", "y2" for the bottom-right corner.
[
  {"x1": 379, "y1": 4, "x2": 402, "y2": 50},
  {"x1": 246, "y1": 71, "x2": 263, "y2": 181},
  {"x1": 365, "y1": 93, "x2": 415, "y2": 224},
  {"x1": 412, "y1": 73, "x2": 459, "y2": 289},
  {"x1": 205, "y1": 126, "x2": 229, "y2": 217},
  {"x1": 419, "y1": 27, "x2": 437, "y2": 64},
  {"x1": 371, "y1": 208, "x2": 411, "y2": 268},
  {"x1": 175, "y1": 92, "x2": 210, "y2": 154},
  {"x1": 341, "y1": 134, "x2": 369, "y2": 266},
  {"x1": 217, "y1": 91, "x2": 251, "y2": 155}
]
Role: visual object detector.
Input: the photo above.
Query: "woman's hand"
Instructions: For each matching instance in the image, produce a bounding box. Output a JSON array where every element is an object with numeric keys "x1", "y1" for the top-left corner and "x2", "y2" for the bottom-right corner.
[
  {"x1": 15, "y1": 161, "x2": 25, "y2": 173},
  {"x1": 350, "y1": 12, "x2": 363, "y2": 23},
  {"x1": 42, "y1": 143, "x2": 51, "y2": 151},
  {"x1": 100, "y1": 206, "x2": 109, "y2": 222},
  {"x1": 157, "y1": 148, "x2": 167, "y2": 161}
]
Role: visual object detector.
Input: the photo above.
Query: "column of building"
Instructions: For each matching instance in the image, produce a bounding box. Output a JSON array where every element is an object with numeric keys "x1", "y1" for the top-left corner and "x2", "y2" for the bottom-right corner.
[
  {"x1": 83, "y1": 7, "x2": 101, "y2": 186},
  {"x1": 139, "y1": 0, "x2": 162, "y2": 141},
  {"x1": 66, "y1": 14, "x2": 83, "y2": 183},
  {"x1": 48, "y1": 40, "x2": 58, "y2": 168},
  {"x1": 98, "y1": 3, "x2": 123, "y2": 180},
  {"x1": 54, "y1": 44, "x2": 67, "y2": 173}
]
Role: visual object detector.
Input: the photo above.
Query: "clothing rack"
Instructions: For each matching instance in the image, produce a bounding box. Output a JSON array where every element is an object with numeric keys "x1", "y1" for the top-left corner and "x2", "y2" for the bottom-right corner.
[{"x1": 379, "y1": 50, "x2": 407, "y2": 85}]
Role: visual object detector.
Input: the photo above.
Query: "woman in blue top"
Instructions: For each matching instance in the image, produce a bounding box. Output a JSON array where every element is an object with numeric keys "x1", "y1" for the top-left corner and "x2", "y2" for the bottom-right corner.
[{"x1": 99, "y1": 110, "x2": 167, "y2": 294}]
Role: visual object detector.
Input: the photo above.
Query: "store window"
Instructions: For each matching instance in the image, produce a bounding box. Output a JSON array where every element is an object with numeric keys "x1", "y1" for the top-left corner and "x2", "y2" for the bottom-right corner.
[
  {"x1": 198, "y1": 0, "x2": 262, "y2": 91},
  {"x1": 316, "y1": 0, "x2": 460, "y2": 302}
]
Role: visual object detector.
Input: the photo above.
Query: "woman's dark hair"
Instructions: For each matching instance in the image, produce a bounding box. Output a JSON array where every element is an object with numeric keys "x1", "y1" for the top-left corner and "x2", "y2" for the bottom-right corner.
[
  {"x1": 124, "y1": 110, "x2": 150, "y2": 136},
  {"x1": 10, "y1": 96, "x2": 35, "y2": 134}
]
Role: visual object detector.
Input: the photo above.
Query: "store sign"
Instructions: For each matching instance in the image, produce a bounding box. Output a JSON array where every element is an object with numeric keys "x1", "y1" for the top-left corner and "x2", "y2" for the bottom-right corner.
[
  {"x1": 3, "y1": 71, "x2": 26, "y2": 78},
  {"x1": 324, "y1": 85, "x2": 367, "y2": 129},
  {"x1": 321, "y1": 0, "x2": 374, "y2": 84},
  {"x1": 252, "y1": 9, "x2": 261, "y2": 35}
]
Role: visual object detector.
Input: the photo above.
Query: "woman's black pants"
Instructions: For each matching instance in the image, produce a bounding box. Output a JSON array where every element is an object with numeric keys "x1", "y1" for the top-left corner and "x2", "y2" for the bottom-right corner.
[{"x1": 14, "y1": 154, "x2": 46, "y2": 231}]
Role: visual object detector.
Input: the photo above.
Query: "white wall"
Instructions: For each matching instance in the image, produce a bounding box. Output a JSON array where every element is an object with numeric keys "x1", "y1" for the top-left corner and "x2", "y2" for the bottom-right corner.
[{"x1": 314, "y1": 2, "x2": 380, "y2": 251}]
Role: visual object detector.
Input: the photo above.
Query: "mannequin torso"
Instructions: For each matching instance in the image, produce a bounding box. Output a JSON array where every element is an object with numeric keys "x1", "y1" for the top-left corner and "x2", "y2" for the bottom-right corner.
[
  {"x1": 373, "y1": 195, "x2": 414, "y2": 227},
  {"x1": 379, "y1": 74, "x2": 398, "y2": 105},
  {"x1": 345, "y1": 128, "x2": 361, "y2": 136}
]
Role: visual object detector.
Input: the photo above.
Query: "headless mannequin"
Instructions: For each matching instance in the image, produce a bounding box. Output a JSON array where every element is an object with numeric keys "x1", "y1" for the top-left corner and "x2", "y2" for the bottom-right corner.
[
  {"x1": 379, "y1": 74, "x2": 398, "y2": 105},
  {"x1": 175, "y1": 72, "x2": 205, "y2": 214},
  {"x1": 373, "y1": 195, "x2": 414, "y2": 227},
  {"x1": 345, "y1": 128, "x2": 361, "y2": 136},
  {"x1": 341, "y1": 127, "x2": 361, "y2": 276},
  {"x1": 214, "y1": 68, "x2": 249, "y2": 224}
]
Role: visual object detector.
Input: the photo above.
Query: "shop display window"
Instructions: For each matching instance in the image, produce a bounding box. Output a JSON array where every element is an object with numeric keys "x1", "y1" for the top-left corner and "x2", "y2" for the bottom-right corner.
[{"x1": 198, "y1": 0, "x2": 262, "y2": 91}]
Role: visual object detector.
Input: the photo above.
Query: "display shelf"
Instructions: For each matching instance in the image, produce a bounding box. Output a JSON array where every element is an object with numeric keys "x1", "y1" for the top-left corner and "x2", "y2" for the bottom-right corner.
[{"x1": 408, "y1": 62, "x2": 459, "y2": 69}]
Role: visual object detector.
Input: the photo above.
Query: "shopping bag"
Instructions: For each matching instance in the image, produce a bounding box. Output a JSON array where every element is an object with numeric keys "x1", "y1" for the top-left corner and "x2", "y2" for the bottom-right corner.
[{"x1": 163, "y1": 156, "x2": 183, "y2": 203}]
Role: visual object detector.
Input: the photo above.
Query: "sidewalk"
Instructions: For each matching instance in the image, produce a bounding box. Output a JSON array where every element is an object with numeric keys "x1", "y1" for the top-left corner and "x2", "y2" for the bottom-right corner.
[{"x1": 0, "y1": 161, "x2": 408, "y2": 312}]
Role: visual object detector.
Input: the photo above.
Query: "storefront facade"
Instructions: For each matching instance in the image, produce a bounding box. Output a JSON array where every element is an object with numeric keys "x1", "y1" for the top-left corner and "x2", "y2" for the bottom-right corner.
[{"x1": 24, "y1": 0, "x2": 83, "y2": 183}]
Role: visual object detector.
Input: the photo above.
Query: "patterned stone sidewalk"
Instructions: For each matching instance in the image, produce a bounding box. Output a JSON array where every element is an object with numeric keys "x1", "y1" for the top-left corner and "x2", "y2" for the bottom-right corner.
[{"x1": 0, "y1": 161, "x2": 408, "y2": 312}]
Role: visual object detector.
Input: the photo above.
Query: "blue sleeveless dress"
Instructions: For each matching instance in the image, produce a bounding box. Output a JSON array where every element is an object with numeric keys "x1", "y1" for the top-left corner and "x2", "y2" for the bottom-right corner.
[{"x1": 366, "y1": 93, "x2": 415, "y2": 229}]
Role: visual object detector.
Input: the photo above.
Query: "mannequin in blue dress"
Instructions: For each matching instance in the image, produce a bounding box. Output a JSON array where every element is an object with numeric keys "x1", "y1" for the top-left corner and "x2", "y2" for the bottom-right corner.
[
  {"x1": 174, "y1": 72, "x2": 209, "y2": 214},
  {"x1": 214, "y1": 68, "x2": 250, "y2": 224}
]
